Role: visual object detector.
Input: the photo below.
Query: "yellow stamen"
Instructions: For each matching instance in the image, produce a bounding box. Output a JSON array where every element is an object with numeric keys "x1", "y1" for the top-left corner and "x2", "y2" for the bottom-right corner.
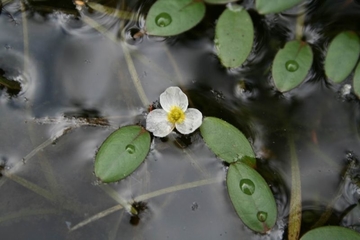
[{"x1": 167, "y1": 106, "x2": 185, "y2": 124}]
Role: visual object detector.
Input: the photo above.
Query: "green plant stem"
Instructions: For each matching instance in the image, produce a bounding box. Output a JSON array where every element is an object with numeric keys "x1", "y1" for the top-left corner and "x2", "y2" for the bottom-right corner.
[
  {"x1": 81, "y1": 15, "x2": 150, "y2": 107},
  {"x1": 4, "y1": 172, "x2": 84, "y2": 214},
  {"x1": 70, "y1": 177, "x2": 222, "y2": 231},
  {"x1": 87, "y1": 2, "x2": 133, "y2": 20},
  {"x1": 70, "y1": 204, "x2": 125, "y2": 232},
  {"x1": 295, "y1": 5, "x2": 306, "y2": 41},
  {"x1": 99, "y1": 185, "x2": 137, "y2": 215},
  {"x1": 0, "y1": 208, "x2": 61, "y2": 224},
  {"x1": 288, "y1": 134, "x2": 302, "y2": 240}
]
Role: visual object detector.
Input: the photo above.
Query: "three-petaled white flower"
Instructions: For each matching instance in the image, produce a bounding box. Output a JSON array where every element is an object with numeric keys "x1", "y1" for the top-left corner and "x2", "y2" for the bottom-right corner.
[{"x1": 146, "y1": 86, "x2": 203, "y2": 137}]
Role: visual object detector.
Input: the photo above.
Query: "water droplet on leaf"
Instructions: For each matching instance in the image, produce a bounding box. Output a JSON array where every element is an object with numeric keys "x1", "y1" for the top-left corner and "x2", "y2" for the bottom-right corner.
[
  {"x1": 257, "y1": 211, "x2": 267, "y2": 222},
  {"x1": 126, "y1": 144, "x2": 135, "y2": 154},
  {"x1": 285, "y1": 60, "x2": 299, "y2": 72},
  {"x1": 239, "y1": 178, "x2": 255, "y2": 195},
  {"x1": 155, "y1": 12, "x2": 172, "y2": 27}
]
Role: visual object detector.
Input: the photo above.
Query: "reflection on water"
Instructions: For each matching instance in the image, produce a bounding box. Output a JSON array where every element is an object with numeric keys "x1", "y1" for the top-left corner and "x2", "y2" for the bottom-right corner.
[{"x1": 0, "y1": 0, "x2": 360, "y2": 239}]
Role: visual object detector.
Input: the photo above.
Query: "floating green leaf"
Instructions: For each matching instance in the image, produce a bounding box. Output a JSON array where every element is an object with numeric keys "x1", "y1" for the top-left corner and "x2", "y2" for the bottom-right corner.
[
  {"x1": 227, "y1": 161, "x2": 277, "y2": 233},
  {"x1": 300, "y1": 226, "x2": 360, "y2": 240},
  {"x1": 256, "y1": 0, "x2": 303, "y2": 14},
  {"x1": 272, "y1": 40, "x2": 313, "y2": 92},
  {"x1": 95, "y1": 126, "x2": 151, "y2": 183},
  {"x1": 325, "y1": 31, "x2": 360, "y2": 83},
  {"x1": 200, "y1": 117, "x2": 255, "y2": 166},
  {"x1": 354, "y1": 62, "x2": 360, "y2": 98},
  {"x1": 204, "y1": 0, "x2": 238, "y2": 4},
  {"x1": 145, "y1": 0, "x2": 205, "y2": 36},
  {"x1": 215, "y1": 5, "x2": 254, "y2": 68}
]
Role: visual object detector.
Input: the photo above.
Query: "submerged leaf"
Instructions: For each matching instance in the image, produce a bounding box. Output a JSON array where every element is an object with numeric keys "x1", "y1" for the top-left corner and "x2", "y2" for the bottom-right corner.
[
  {"x1": 145, "y1": 0, "x2": 205, "y2": 36},
  {"x1": 200, "y1": 117, "x2": 255, "y2": 166},
  {"x1": 227, "y1": 162, "x2": 277, "y2": 233},
  {"x1": 95, "y1": 126, "x2": 151, "y2": 183},
  {"x1": 353, "y1": 62, "x2": 360, "y2": 98},
  {"x1": 272, "y1": 40, "x2": 313, "y2": 92},
  {"x1": 324, "y1": 31, "x2": 360, "y2": 83},
  {"x1": 204, "y1": 0, "x2": 238, "y2": 4},
  {"x1": 215, "y1": 5, "x2": 254, "y2": 68},
  {"x1": 300, "y1": 226, "x2": 360, "y2": 240},
  {"x1": 256, "y1": 0, "x2": 303, "y2": 14}
]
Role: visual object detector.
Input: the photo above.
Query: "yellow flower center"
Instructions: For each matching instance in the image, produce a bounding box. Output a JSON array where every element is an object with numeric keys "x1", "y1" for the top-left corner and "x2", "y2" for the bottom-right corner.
[{"x1": 167, "y1": 106, "x2": 185, "y2": 124}]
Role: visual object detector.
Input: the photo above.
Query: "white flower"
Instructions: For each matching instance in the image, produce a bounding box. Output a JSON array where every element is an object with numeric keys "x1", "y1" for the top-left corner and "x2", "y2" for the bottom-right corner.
[{"x1": 146, "y1": 86, "x2": 203, "y2": 137}]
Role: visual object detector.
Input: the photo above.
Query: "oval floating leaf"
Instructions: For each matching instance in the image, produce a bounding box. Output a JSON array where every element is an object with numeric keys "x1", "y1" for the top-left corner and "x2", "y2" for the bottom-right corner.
[
  {"x1": 204, "y1": 0, "x2": 238, "y2": 4},
  {"x1": 227, "y1": 161, "x2": 277, "y2": 233},
  {"x1": 256, "y1": 0, "x2": 303, "y2": 14},
  {"x1": 325, "y1": 31, "x2": 360, "y2": 83},
  {"x1": 300, "y1": 226, "x2": 360, "y2": 240},
  {"x1": 272, "y1": 40, "x2": 313, "y2": 92},
  {"x1": 200, "y1": 117, "x2": 255, "y2": 166},
  {"x1": 95, "y1": 125, "x2": 151, "y2": 183},
  {"x1": 353, "y1": 62, "x2": 360, "y2": 98},
  {"x1": 145, "y1": 0, "x2": 205, "y2": 36},
  {"x1": 215, "y1": 5, "x2": 254, "y2": 68}
]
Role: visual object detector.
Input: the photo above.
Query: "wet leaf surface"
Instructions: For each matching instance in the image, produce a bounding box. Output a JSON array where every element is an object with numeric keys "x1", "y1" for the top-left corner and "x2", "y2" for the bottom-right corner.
[
  {"x1": 215, "y1": 5, "x2": 254, "y2": 68},
  {"x1": 200, "y1": 117, "x2": 255, "y2": 166},
  {"x1": 324, "y1": 31, "x2": 360, "y2": 83},
  {"x1": 145, "y1": 0, "x2": 205, "y2": 36},
  {"x1": 227, "y1": 161, "x2": 277, "y2": 233},
  {"x1": 353, "y1": 62, "x2": 360, "y2": 98},
  {"x1": 95, "y1": 126, "x2": 151, "y2": 183},
  {"x1": 272, "y1": 40, "x2": 313, "y2": 92},
  {"x1": 300, "y1": 226, "x2": 360, "y2": 240}
]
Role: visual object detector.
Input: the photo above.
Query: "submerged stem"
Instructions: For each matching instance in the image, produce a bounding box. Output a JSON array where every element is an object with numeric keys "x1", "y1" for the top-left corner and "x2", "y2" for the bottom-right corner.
[
  {"x1": 100, "y1": 185, "x2": 137, "y2": 215},
  {"x1": 288, "y1": 134, "x2": 302, "y2": 240},
  {"x1": 87, "y1": 2, "x2": 133, "y2": 20},
  {"x1": 70, "y1": 177, "x2": 222, "y2": 231}
]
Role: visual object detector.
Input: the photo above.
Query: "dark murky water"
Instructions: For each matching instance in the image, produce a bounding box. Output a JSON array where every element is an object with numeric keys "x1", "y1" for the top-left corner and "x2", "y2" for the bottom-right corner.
[{"x1": 1, "y1": 0, "x2": 360, "y2": 239}]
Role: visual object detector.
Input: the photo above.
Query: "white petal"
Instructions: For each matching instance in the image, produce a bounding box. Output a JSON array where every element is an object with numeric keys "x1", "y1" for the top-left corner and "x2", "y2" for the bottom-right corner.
[
  {"x1": 146, "y1": 109, "x2": 174, "y2": 137},
  {"x1": 175, "y1": 108, "x2": 202, "y2": 134},
  {"x1": 160, "y1": 86, "x2": 188, "y2": 112}
]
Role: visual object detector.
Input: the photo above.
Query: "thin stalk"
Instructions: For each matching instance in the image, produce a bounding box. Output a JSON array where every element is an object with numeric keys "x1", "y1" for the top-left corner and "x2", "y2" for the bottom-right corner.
[
  {"x1": 99, "y1": 185, "x2": 137, "y2": 215},
  {"x1": 288, "y1": 134, "x2": 302, "y2": 240},
  {"x1": 81, "y1": 15, "x2": 150, "y2": 107},
  {"x1": 70, "y1": 177, "x2": 222, "y2": 231},
  {"x1": 87, "y1": 2, "x2": 133, "y2": 20}
]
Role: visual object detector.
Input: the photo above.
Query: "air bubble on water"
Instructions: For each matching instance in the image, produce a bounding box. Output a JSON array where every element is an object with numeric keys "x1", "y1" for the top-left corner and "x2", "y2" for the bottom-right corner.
[
  {"x1": 191, "y1": 202, "x2": 199, "y2": 211},
  {"x1": 341, "y1": 84, "x2": 351, "y2": 96}
]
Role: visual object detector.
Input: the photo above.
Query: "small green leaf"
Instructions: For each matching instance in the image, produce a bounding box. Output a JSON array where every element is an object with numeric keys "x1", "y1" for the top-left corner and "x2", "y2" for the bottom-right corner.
[
  {"x1": 227, "y1": 161, "x2": 277, "y2": 233},
  {"x1": 145, "y1": 0, "x2": 205, "y2": 36},
  {"x1": 354, "y1": 62, "x2": 360, "y2": 98},
  {"x1": 204, "y1": 0, "x2": 238, "y2": 4},
  {"x1": 95, "y1": 126, "x2": 151, "y2": 183},
  {"x1": 272, "y1": 40, "x2": 313, "y2": 92},
  {"x1": 200, "y1": 117, "x2": 255, "y2": 166},
  {"x1": 300, "y1": 226, "x2": 360, "y2": 240},
  {"x1": 325, "y1": 31, "x2": 360, "y2": 83},
  {"x1": 215, "y1": 5, "x2": 254, "y2": 68},
  {"x1": 256, "y1": 0, "x2": 303, "y2": 14}
]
